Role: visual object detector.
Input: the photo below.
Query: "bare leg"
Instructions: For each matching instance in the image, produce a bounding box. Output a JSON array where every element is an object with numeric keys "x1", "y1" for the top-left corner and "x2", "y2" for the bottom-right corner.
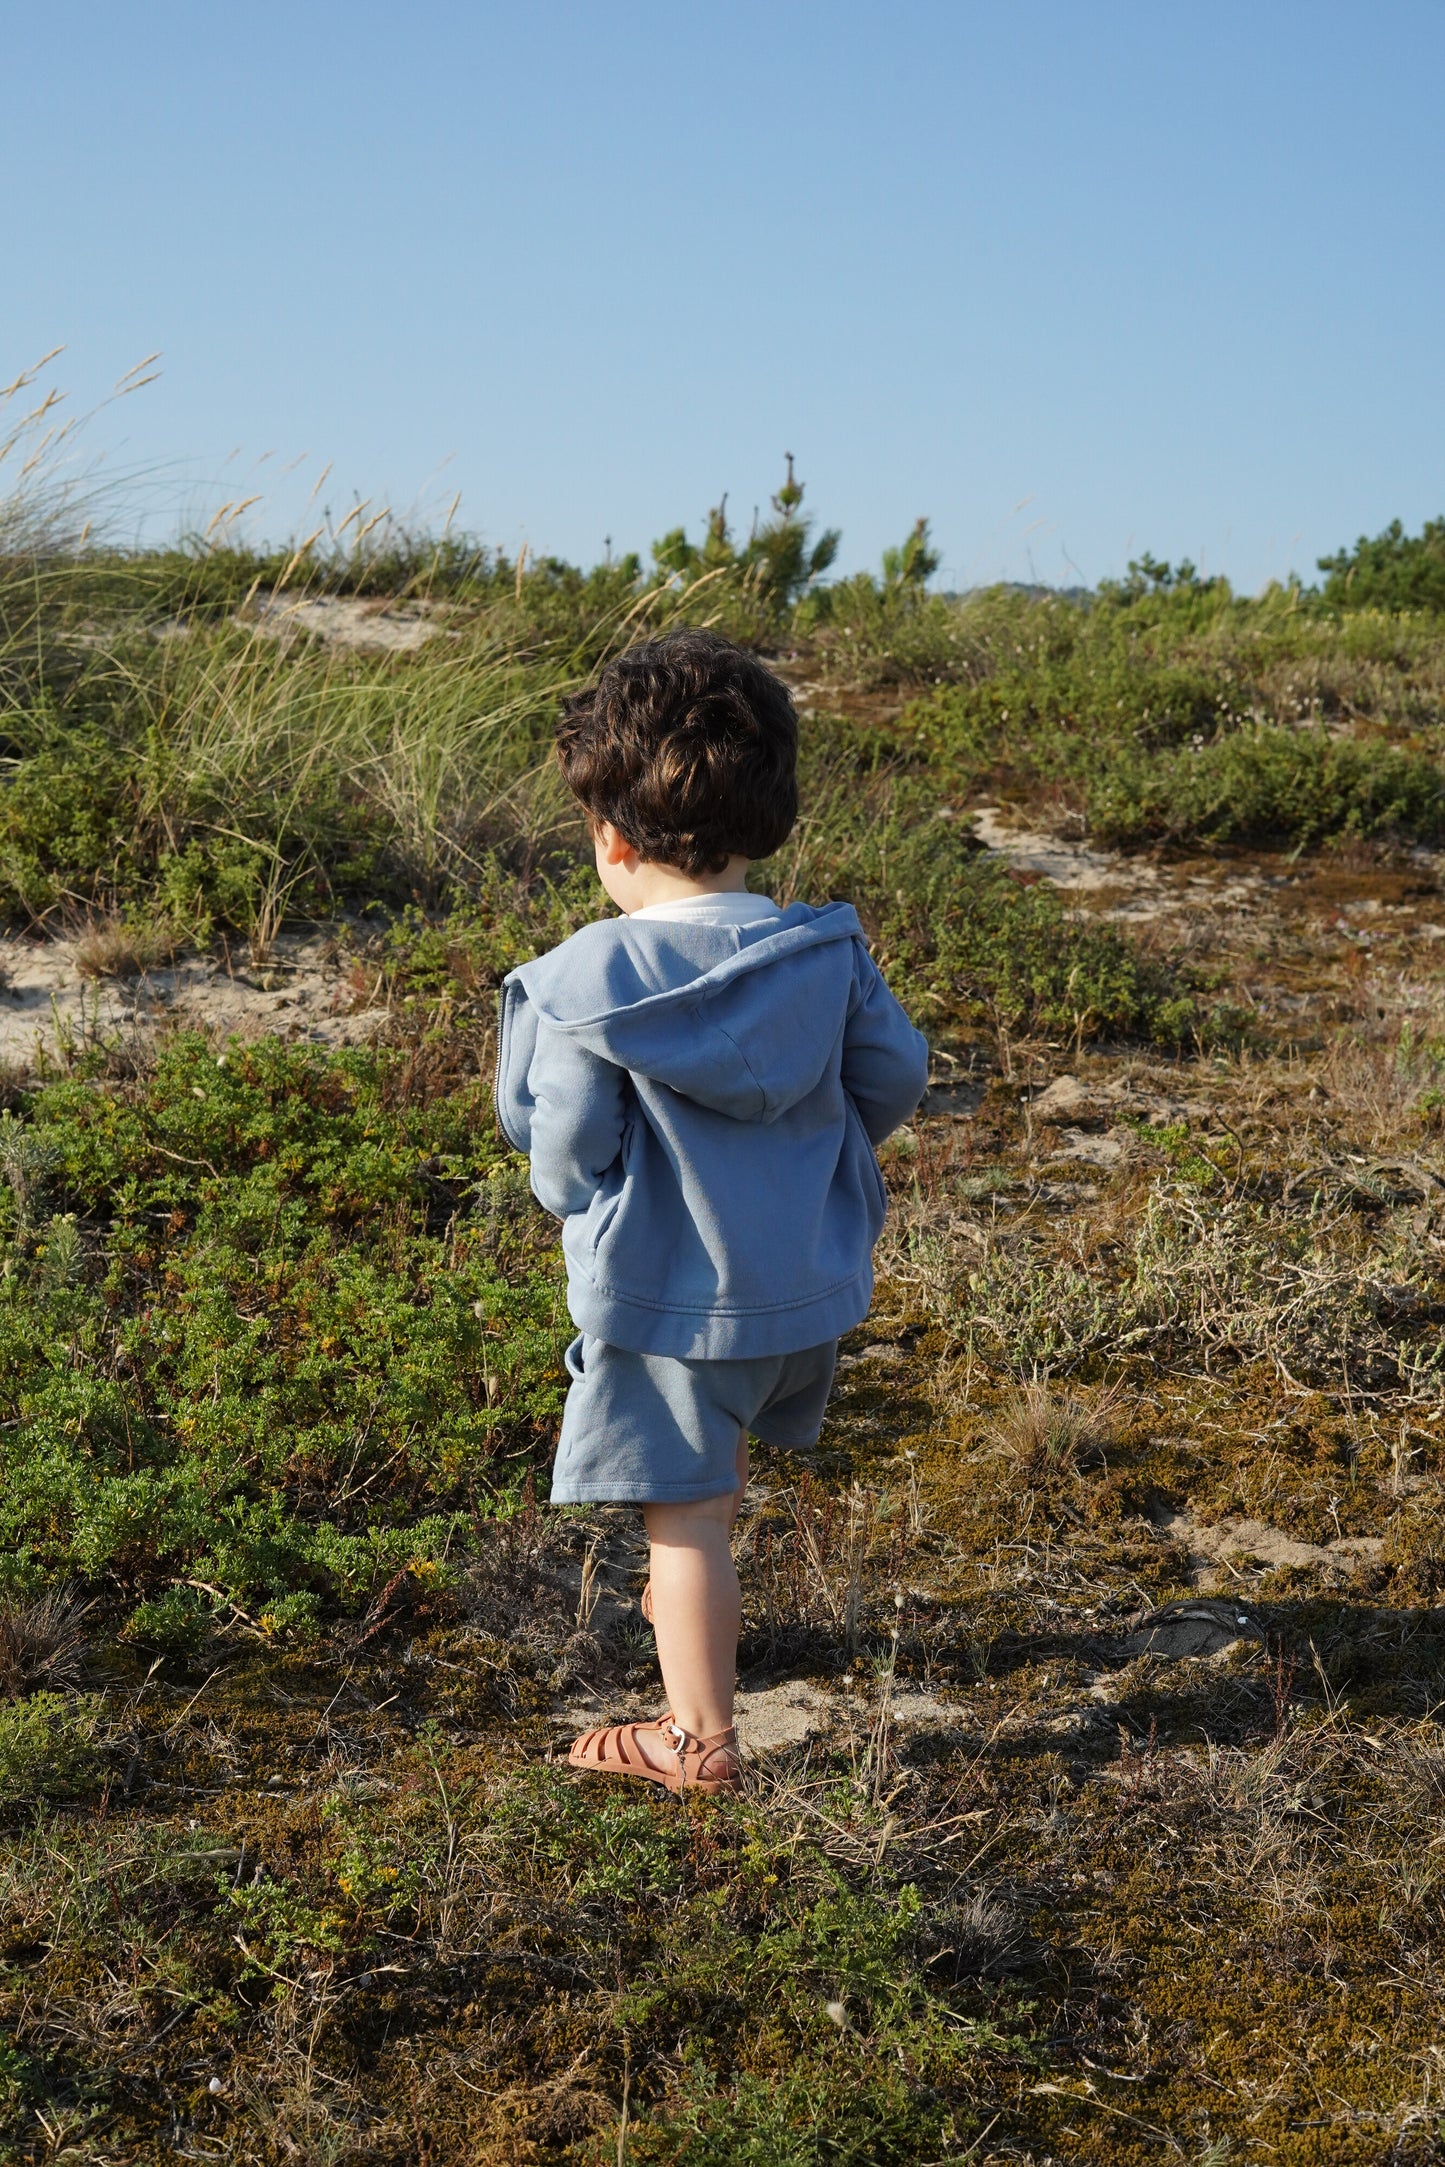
[
  {"x1": 642, "y1": 1489, "x2": 740, "y2": 1743},
  {"x1": 577, "y1": 1438, "x2": 748, "y2": 1780},
  {"x1": 641, "y1": 1427, "x2": 749, "y2": 1621}
]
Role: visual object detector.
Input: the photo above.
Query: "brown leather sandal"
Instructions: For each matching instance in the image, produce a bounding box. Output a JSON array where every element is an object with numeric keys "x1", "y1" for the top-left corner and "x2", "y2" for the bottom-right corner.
[{"x1": 567, "y1": 1713, "x2": 741, "y2": 1796}]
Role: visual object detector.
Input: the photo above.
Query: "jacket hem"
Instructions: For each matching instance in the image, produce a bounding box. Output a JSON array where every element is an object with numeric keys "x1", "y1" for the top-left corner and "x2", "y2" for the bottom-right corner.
[{"x1": 564, "y1": 1268, "x2": 873, "y2": 1361}]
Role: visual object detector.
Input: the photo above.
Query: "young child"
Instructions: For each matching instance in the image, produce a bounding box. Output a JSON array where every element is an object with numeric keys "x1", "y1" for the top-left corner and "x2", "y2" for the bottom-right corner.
[{"x1": 495, "y1": 629, "x2": 928, "y2": 1795}]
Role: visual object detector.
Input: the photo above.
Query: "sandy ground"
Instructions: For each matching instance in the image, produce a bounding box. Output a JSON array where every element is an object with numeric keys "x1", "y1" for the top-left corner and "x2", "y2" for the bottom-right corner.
[
  {"x1": 554, "y1": 1677, "x2": 972, "y2": 1758},
  {"x1": 0, "y1": 929, "x2": 387, "y2": 1076},
  {"x1": 970, "y1": 804, "x2": 1152, "y2": 897},
  {"x1": 972, "y1": 801, "x2": 1445, "y2": 940},
  {"x1": 249, "y1": 591, "x2": 443, "y2": 654}
]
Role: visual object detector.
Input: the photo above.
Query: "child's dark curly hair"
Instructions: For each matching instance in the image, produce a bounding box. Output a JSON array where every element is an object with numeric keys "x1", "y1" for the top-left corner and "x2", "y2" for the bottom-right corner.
[{"x1": 555, "y1": 629, "x2": 798, "y2": 877}]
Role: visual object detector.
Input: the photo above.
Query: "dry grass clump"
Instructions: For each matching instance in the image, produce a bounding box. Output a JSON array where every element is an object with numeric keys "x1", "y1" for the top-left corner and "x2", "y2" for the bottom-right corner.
[
  {"x1": 929, "y1": 1889, "x2": 1021, "y2": 1981},
  {"x1": 992, "y1": 1379, "x2": 1118, "y2": 1485},
  {"x1": 1400, "y1": 1739, "x2": 1445, "y2": 1809},
  {"x1": 0, "y1": 1586, "x2": 95, "y2": 1697},
  {"x1": 72, "y1": 911, "x2": 180, "y2": 979},
  {"x1": 1321, "y1": 1001, "x2": 1445, "y2": 1141},
  {"x1": 886, "y1": 1149, "x2": 1443, "y2": 1408}
]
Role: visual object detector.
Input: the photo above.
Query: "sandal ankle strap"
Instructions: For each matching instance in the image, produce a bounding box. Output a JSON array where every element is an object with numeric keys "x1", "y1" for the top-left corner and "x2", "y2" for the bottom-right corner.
[
  {"x1": 659, "y1": 1716, "x2": 737, "y2": 1749},
  {"x1": 657, "y1": 1718, "x2": 740, "y2": 1791}
]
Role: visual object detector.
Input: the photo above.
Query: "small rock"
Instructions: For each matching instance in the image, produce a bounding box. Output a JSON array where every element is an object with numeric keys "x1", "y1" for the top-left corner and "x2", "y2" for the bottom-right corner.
[
  {"x1": 1032, "y1": 1075, "x2": 1093, "y2": 1118},
  {"x1": 922, "y1": 1080, "x2": 985, "y2": 1118},
  {"x1": 1049, "y1": 1125, "x2": 1132, "y2": 1168},
  {"x1": 1117, "y1": 1598, "x2": 1267, "y2": 1661}
]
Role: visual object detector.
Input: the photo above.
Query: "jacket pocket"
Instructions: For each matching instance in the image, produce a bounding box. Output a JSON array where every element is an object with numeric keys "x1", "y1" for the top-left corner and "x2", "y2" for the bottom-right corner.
[
  {"x1": 866, "y1": 1148, "x2": 887, "y2": 1232},
  {"x1": 845, "y1": 1098, "x2": 888, "y2": 1237},
  {"x1": 581, "y1": 1170, "x2": 626, "y2": 1261},
  {"x1": 589, "y1": 1192, "x2": 622, "y2": 1252}
]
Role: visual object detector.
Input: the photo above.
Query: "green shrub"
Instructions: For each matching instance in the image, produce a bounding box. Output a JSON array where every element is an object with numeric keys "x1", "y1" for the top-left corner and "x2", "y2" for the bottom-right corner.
[
  {"x1": 802, "y1": 574, "x2": 998, "y2": 689},
  {"x1": 902, "y1": 582, "x2": 1445, "y2": 850},
  {"x1": 1087, "y1": 727, "x2": 1445, "y2": 849},
  {"x1": 652, "y1": 456, "x2": 840, "y2": 631},
  {"x1": 872, "y1": 831, "x2": 1203, "y2": 1044},
  {"x1": 122, "y1": 1586, "x2": 215, "y2": 1654},
  {"x1": 1319, "y1": 516, "x2": 1445, "y2": 614},
  {"x1": 0, "y1": 1691, "x2": 108, "y2": 1806},
  {"x1": 0, "y1": 1038, "x2": 566, "y2": 1616},
  {"x1": 0, "y1": 731, "x2": 135, "y2": 918}
]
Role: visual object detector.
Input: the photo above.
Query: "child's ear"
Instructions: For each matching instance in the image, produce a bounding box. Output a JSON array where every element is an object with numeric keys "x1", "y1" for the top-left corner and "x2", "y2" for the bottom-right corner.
[{"x1": 594, "y1": 820, "x2": 637, "y2": 869}]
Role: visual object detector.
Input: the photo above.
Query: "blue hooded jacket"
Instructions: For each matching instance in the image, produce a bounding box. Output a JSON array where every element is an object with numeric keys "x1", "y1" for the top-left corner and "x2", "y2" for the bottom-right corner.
[{"x1": 494, "y1": 901, "x2": 929, "y2": 1360}]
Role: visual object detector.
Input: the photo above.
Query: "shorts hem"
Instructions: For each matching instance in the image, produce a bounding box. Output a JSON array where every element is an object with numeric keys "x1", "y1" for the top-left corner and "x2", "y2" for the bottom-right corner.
[{"x1": 548, "y1": 1478, "x2": 742, "y2": 1506}]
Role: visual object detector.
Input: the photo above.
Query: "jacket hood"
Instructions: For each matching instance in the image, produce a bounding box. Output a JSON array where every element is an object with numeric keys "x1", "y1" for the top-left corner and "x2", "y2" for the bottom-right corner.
[{"x1": 507, "y1": 901, "x2": 864, "y2": 1124}]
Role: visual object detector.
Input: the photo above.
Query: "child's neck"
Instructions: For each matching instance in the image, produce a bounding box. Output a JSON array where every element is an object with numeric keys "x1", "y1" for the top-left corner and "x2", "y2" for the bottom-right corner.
[{"x1": 618, "y1": 855, "x2": 752, "y2": 914}]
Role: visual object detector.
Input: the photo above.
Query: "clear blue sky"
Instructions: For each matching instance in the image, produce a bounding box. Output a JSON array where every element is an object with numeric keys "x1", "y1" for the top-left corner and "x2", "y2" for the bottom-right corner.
[{"x1": 7, "y1": 0, "x2": 1443, "y2": 591}]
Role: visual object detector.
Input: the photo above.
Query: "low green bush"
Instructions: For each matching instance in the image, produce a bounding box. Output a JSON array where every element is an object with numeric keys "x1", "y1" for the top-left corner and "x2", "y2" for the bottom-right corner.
[
  {"x1": 906, "y1": 582, "x2": 1445, "y2": 850},
  {"x1": 0, "y1": 731, "x2": 135, "y2": 917},
  {"x1": 0, "y1": 1691, "x2": 109, "y2": 1807},
  {"x1": 1086, "y1": 726, "x2": 1445, "y2": 849},
  {"x1": 0, "y1": 1038, "x2": 565, "y2": 1618},
  {"x1": 1319, "y1": 516, "x2": 1445, "y2": 615},
  {"x1": 857, "y1": 817, "x2": 1197, "y2": 1043},
  {"x1": 771, "y1": 741, "x2": 1218, "y2": 1044}
]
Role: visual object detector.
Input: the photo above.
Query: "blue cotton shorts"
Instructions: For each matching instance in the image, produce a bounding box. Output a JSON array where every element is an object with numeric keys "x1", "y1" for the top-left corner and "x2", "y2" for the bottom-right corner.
[{"x1": 550, "y1": 1333, "x2": 839, "y2": 1504}]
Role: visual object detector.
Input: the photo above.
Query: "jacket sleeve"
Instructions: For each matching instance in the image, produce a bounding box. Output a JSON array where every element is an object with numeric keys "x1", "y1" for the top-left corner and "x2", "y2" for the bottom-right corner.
[
  {"x1": 494, "y1": 979, "x2": 540, "y2": 1153},
  {"x1": 525, "y1": 1024, "x2": 629, "y2": 1220},
  {"x1": 841, "y1": 949, "x2": 930, "y2": 1145}
]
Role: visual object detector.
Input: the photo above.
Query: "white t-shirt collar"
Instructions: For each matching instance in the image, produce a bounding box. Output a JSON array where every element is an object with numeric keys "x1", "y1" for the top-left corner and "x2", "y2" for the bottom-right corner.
[{"x1": 628, "y1": 891, "x2": 782, "y2": 926}]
